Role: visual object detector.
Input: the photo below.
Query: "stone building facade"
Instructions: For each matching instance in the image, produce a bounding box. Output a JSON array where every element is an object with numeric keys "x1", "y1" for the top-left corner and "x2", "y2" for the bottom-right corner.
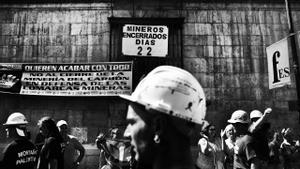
[{"x1": 0, "y1": 0, "x2": 299, "y2": 168}]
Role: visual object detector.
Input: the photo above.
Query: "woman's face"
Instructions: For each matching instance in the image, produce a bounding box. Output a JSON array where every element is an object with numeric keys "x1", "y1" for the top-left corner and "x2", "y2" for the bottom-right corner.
[
  {"x1": 226, "y1": 126, "x2": 235, "y2": 138},
  {"x1": 39, "y1": 124, "x2": 49, "y2": 137},
  {"x1": 208, "y1": 125, "x2": 216, "y2": 138}
]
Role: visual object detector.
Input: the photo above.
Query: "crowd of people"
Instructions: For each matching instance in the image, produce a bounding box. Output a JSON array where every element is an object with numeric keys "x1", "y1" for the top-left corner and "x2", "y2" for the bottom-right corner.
[
  {"x1": 117, "y1": 65, "x2": 300, "y2": 169},
  {"x1": 0, "y1": 114, "x2": 85, "y2": 169},
  {"x1": 1, "y1": 65, "x2": 300, "y2": 169},
  {"x1": 196, "y1": 108, "x2": 300, "y2": 169}
]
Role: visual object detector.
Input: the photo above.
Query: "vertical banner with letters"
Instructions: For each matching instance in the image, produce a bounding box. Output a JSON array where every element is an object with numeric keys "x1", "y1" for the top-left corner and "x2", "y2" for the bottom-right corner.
[
  {"x1": 122, "y1": 24, "x2": 168, "y2": 57},
  {"x1": 266, "y1": 38, "x2": 291, "y2": 89},
  {"x1": 0, "y1": 62, "x2": 133, "y2": 96}
]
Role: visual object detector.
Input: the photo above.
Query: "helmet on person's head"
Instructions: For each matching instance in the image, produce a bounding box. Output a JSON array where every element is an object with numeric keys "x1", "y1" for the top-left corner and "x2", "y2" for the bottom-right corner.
[
  {"x1": 3, "y1": 112, "x2": 28, "y2": 126},
  {"x1": 227, "y1": 110, "x2": 250, "y2": 124},
  {"x1": 3, "y1": 112, "x2": 28, "y2": 137},
  {"x1": 250, "y1": 110, "x2": 263, "y2": 120},
  {"x1": 56, "y1": 120, "x2": 68, "y2": 127},
  {"x1": 120, "y1": 65, "x2": 206, "y2": 125}
]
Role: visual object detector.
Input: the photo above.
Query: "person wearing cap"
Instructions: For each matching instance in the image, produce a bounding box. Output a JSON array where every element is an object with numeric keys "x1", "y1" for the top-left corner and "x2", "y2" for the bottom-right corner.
[
  {"x1": 56, "y1": 120, "x2": 85, "y2": 169},
  {"x1": 248, "y1": 108, "x2": 272, "y2": 133},
  {"x1": 227, "y1": 110, "x2": 259, "y2": 169},
  {"x1": 37, "y1": 116, "x2": 64, "y2": 169},
  {"x1": 248, "y1": 109, "x2": 272, "y2": 168},
  {"x1": 196, "y1": 123, "x2": 225, "y2": 169},
  {"x1": 221, "y1": 124, "x2": 236, "y2": 169},
  {"x1": 119, "y1": 65, "x2": 207, "y2": 169},
  {"x1": 0, "y1": 112, "x2": 38, "y2": 169}
]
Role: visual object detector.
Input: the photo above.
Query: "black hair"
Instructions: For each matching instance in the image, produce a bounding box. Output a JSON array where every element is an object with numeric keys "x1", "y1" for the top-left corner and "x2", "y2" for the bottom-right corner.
[{"x1": 38, "y1": 116, "x2": 63, "y2": 143}]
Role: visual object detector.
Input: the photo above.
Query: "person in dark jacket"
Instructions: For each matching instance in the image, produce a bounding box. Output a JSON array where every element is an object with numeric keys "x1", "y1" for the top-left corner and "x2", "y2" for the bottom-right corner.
[
  {"x1": 228, "y1": 110, "x2": 259, "y2": 169},
  {"x1": 248, "y1": 108, "x2": 272, "y2": 168},
  {"x1": 0, "y1": 112, "x2": 38, "y2": 169}
]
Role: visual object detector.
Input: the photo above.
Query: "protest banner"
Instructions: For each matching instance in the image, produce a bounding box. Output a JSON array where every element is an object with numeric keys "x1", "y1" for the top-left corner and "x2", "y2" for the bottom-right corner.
[
  {"x1": 122, "y1": 24, "x2": 168, "y2": 57},
  {"x1": 0, "y1": 62, "x2": 132, "y2": 96}
]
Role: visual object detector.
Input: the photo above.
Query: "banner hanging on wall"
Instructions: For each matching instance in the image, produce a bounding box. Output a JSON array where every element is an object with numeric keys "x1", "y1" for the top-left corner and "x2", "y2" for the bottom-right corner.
[
  {"x1": 266, "y1": 37, "x2": 291, "y2": 89},
  {"x1": 122, "y1": 24, "x2": 168, "y2": 57},
  {"x1": 0, "y1": 62, "x2": 133, "y2": 96}
]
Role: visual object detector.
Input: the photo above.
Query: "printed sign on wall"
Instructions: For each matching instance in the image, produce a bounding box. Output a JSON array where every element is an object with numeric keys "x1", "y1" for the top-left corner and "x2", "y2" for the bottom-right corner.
[
  {"x1": 0, "y1": 62, "x2": 133, "y2": 96},
  {"x1": 122, "y1": 24, "x2": 168, "y2": 57},
  {"x1": 266, "y1": 38, "x2": 291, "y2": 89}
]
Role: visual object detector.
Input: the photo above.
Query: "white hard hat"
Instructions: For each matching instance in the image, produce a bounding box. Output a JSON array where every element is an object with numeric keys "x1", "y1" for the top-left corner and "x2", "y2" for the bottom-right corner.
[
  {"x1": 120, "y1": 65, "x2": 206, "y2": 125},
  {"x1": 227, "y1": 110, "x2": 250, "y2": 124},
  {"x1": 250, "y1": 110, "x2": 263, "y2": 119},
  {"x1": 57, "y1": 120, "x2": 68, "y2": 127},
  {"x1": 3, "y1": 112, "x2": 28, "y2": 126}
]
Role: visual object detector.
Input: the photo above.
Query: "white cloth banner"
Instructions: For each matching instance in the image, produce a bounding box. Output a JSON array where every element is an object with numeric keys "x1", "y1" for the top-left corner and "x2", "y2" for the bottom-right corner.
[
  {"x1": 0, "y1": 62, "x2": 133, "y2": 96},
  {"x1": 266, "y1": 38, "x2": 291, "y2": 89}
]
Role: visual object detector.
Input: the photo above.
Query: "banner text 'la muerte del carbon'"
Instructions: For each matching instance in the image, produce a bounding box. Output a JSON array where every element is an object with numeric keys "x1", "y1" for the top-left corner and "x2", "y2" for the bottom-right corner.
[{"x1": 0, "y1": 62, "x2": 133, "y2": 96}]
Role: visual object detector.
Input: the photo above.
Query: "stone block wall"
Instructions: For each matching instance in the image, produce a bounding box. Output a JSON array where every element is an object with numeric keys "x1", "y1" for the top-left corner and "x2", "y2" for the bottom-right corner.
[
  {"x1": 109, "y1": 0, "x2": 300, "y2": 133},
  {"x1": 1, "y1": 1, "x2": 300, "y2": 168},
  {"x1": 0, "y1": 0, "x2": 299, "y2": 154},
  {"x1": 0, "y1": 3, "x2": 127, "y2": 144},
  {"x1": 0, "y1": 3, "x2": 111, "y2": 63},
  {"x1": 181, "y1": 2, "x2": 300, "y2": 132}
]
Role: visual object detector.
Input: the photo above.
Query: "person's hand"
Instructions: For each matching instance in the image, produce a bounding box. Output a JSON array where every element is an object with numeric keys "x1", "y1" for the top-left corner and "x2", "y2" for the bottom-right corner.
[
  {"x1": 0, "y1": 74, "x2": 19, "y2": 89},
  {"x1": 263, "y1": 108, "x2": 272, "y2": 117},
  {"x1": 220, "y1": 129, "x2": 226, "y2": 138}
]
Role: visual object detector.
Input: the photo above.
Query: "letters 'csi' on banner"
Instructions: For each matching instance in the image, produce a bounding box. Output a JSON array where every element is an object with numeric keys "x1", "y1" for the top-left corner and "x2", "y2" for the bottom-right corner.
[
  {"x1": 0, "y1": 62, "x2": 133, "y2": 96},
  {"x1": 266, "y1": 37, "x2": 291, "y2": 89},
  {"x1": 122, "y1": 24, "x2": 168, "y2": 57}
]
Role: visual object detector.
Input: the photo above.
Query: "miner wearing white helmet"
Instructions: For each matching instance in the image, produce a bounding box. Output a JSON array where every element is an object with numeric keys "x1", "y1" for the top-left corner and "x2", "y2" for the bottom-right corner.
[
  {"x1": 0, "y1": 112, "x2": 38, "y2": 169},
  {"x1": 227, "y1": 110, "x2": 259, "y2": 169},
  {"x1": 119, "y1": 65, "x2": 207, "y2": 169},
  {"x1": 248, "y1": 108, "x2": 272, "y2": 169},
  {"x1": 248, "y1": 108, "x2": 272, "y2": 133}
]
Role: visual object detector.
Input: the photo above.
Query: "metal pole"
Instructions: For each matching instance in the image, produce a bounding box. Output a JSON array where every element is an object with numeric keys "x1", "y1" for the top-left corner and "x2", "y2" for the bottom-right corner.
[{"x1": 285, "y1": 0, "x2": 300, "y2": 123}]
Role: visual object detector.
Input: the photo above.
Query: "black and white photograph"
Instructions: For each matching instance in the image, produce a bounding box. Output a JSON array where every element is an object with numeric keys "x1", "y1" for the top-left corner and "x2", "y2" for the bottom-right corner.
[{"x1": 0, "y1": 0, "x2": 300, "y2": 169}]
